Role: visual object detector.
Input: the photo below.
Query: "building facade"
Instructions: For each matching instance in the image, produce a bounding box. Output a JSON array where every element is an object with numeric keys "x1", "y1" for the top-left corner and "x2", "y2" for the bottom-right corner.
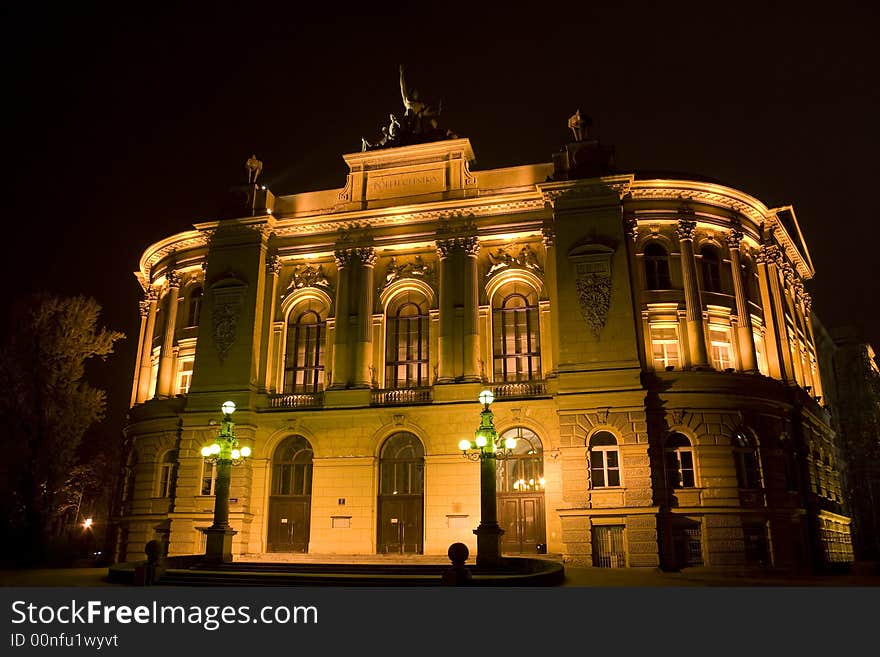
[{"x1": 119, "y1": 123, "x2": 852, "y2": 571}]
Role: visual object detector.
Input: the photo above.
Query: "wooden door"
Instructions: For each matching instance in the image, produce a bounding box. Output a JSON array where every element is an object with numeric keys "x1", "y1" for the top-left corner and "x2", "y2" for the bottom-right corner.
[
  {"x1": 267, "y1": 497, "x2": 310, "y2": 552},
  {"x1": 498, "y1": 494, "x2": 545, "y2": 554},
  {"x1": 377, "y1": 496, "x2": 423, "y2": 554}
]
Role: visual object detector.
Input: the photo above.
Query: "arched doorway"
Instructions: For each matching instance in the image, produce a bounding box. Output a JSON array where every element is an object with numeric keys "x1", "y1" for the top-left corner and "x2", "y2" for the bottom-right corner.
[
  {"x1": 267, "y1": 436, "x2": 313, "y2": 552},
  {"x1": 497, "y1": 427, "x2": 546, "y2": 554},
  {"x1": 377, "y1": 432, "x2": 424, "y2": 554}
]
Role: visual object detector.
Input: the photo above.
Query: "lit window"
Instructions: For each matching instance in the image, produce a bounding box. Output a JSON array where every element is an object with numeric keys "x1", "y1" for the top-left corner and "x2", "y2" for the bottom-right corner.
[
  {"x1": 589, "y1": 432, "x2": 621, "y2": 488},
  {"x1": 284, "y1": 307, "x2": 325, "y2": 394},
  {"x1": 644, "y1": 242, "x2": 671, "y2": 290},
  {"x1": 709, "y1": 326, "x2": 734, "y2": 370},
  {"x1": 733, "y1": 431, "x2": 761, "y2": 489},
  {"x1": 176, "y1": 359, "x2": 194, "y2": 395},
  {"x1": 385, "y1": 294, "x2": 429, "y2": 389},
  {"x1": 492, "y1": 284, "x2": 541, "y2": 382},
  {"x1": 665, "y1": 433, "x2": 695, "y2": 488},
  {"x1": 200, "y1": 461, "x2": 216, "y2": 496},
  {"x1": 157, "y1": 450, "x2": 176, "y2": 498},
  {"x1": 753, "y1": 331, "x2": 769, "y2": 376},
  {"x1": 650, "y1": 325, "x2": 680, "y2": 370}
]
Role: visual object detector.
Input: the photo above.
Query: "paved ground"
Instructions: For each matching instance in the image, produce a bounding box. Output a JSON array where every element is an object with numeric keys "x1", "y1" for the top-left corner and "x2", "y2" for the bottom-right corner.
[{"x1": 2, "y1": 562, "x2": 879, "y2": 587}]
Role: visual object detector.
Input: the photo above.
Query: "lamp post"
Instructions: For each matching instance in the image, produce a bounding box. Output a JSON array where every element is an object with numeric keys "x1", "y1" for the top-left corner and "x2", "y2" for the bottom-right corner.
[
  {"x1": 200, "y1": 401, "x2": 251, "y2": 563},
  {"x1": 458, "y1": 389, "x2": 518, "y2": 568}
]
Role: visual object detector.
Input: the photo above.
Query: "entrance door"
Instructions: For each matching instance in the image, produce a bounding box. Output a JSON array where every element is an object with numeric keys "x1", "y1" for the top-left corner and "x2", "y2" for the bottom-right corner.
[
  {"x1": 267, "y1": 435, "x2": 313, "y2": 553},
  {"x1": 496, "y1": 427, "x2": 547, "y2": 554},
  {"x1": 377, "y1": 432, "x2": 424, "y2": 554},
  {"x1": 377, "y1": 496, "x2": 423, "y2": 554},
  {"x1": 499, "y1": 494, "x2": 545, "y2": 553},
  {"x1": 267, "y1": 498, "x2": 310, "y2": 552}
]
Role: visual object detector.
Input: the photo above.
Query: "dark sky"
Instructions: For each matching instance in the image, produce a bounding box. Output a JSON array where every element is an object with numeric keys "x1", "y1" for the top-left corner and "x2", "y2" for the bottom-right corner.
[{"x1": 4, "y1": 3, "x2": 878, "y2": 442}]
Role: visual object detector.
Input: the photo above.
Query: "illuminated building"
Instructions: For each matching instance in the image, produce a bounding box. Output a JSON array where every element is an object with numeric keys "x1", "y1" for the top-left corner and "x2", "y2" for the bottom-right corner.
[{"x1": 118, "y1": 118, "x2": 852, "y2": 572}]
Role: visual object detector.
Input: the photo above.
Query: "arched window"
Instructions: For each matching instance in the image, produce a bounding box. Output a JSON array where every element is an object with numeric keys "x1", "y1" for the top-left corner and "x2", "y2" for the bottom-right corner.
[
  {"x1": 733, "y1": 430, "x2": 761, "y2": 489},
  {"x1": 379, "y1": 432, "x2": 425, "y2": 496},
  {"x1": 589, "y1": 432, "x2": 621, "y2": 488},
  {"x1": 496, "y1": 427, "x2": 544, "y2": 493},
  {"x1": 385, "y1": 293, "x2": 429, "y2": 388},
  {"x1": 644, "y1": 242, "x2": 671, "y2": 290},
  {"x1": 272, "y1": 436, "x2": 313, "y2": 496},
  {"x1": 157, "y1": 450, "x2": 176, "y2": 498},
  {"x1": 665, "y1": 433, "x2": 695, "y2": 488},
  {"x1": 492, "y1": 283, "x2": 541, "y2": 382},
  {"x1": 700, "y1": 244, "x2": 721, "y2": 293},
  {"x1": 186, "y1": 286, "x2": 203, "y2": 327},
  {"x1": 284, "y1": 307, "x2": 325, "y2": 394}
]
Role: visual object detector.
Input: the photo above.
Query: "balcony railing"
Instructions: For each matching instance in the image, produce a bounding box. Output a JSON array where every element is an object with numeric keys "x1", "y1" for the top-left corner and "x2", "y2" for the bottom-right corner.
[
  {"x1": 371, "y1": 387, "x2": 432, "y2": 406},
  {"x1": 491, "y1": 381, "x2": 547, "y2": 400},
  {"x1": 268, "y1": 392, "x2": 324, "y2": 409}
]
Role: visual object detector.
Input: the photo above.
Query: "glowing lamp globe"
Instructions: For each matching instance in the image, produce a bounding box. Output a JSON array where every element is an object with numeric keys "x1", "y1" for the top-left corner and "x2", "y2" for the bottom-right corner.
[
  {"x1": 475, "y1": 434, "x2": 488, "y2": 448},
  {"x1": 240, "y1": 446, "x2": 251, "y2": 458},
  {"x1": 458, "y1": 439, "x2": 471, "y2": 451},
  {"x1": 478, "y1": 390, "x2": 494, "y2": 406},
  {"x1": 231, "y1": 449, "x2": 241, "y2": 460},
  {"x1": 210, "y1": 443, "x2": 221, "y2": 455},
  {"x1": 201, "y1": 446, "x2": 211, "y2": 457},
  {"x1": 221, "y1": 401, "x2": 236, "y2": 416},
  {"x1": 504, "y1": 436, "x2": 517, "y2": 450}
]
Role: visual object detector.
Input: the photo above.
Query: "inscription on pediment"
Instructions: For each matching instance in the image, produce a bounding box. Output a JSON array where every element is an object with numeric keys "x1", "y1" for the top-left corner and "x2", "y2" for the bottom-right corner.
[{"x1": 366, "y1": 168, "x2": 446, "y2": 200}]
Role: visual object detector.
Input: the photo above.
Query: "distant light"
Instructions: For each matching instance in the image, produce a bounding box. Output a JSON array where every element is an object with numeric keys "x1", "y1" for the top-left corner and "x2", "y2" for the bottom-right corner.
[
  {"x1": 261, "y1": 185, "x2": 266, "y2": 190},
  {"x1": 458, "y1": 439, "x2": 471, "y2": 451},
  {"x1": 240, "y1": 446, "x2": 251, "y2": 458},
  {"x1": 266, "y1": 208, "x2": 272, "y2": 214},
  {"x1": 478, "y1": 389, "x2": 494, "y2": 406},
  {"x1": 83, "y1": 518, "x2": 93, "y2": 529},
  {"x1": 221, "y1": 401, "x2": 236, "y2": 415},
  {"x1": 539, "y1": 477, "x2": 545, "y2": 487},
  {"x1": 201, "y1": 446, "x2": 211, "y2": 457}
]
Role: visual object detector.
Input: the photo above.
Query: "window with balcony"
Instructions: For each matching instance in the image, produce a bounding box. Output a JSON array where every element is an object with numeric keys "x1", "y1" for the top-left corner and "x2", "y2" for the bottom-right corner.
[
  {"x1": 644, "y1": 242, "x2": 671, "y2": 290},
  {"x1": 385, "y1": 293, "x2": 429, "y2": 389},
  {"x1": 492, "y1": 283, "x2": 541, "y2": 382},
  {"x1": 650, "y1": 324, "x2": 681, "y2": 370},
  {"x1": 284, "y1": 308, "x2": 325, "y2": 394}
]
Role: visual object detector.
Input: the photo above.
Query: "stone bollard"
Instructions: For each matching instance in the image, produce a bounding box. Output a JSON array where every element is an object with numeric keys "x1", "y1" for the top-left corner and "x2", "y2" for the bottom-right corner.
[
  {"x1": 441, "y1": 542, "x2": 473, "y2": 585},
  {"x1": 134, "y1": 540, "x2": 163, "y2": 586}
]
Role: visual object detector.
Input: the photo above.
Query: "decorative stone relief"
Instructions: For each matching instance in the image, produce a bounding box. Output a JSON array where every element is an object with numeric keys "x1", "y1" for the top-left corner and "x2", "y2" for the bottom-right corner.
[
  {"x1": 212, "y1": 300, "x2": 239, "y2": 363},
  {"x1": 382, "y1": 255, "x2": 434, "y2": 288},
  {"x1": 289, "y1": 263, "x2": 333, "y2": 291},
  {"x1": 569, "y1": 242, "x2": 614, "y2": 339},
  {"x1": 485, "y1": 244, "x2": 543, "y2": 277}
]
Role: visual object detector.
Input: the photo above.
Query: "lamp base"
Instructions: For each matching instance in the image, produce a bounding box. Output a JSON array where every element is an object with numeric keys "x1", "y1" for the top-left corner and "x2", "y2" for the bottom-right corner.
[
  {"x1": 203, "y1": 527, "x2": 237, "y2": 563},
  {"x1": 474, "y1": 523, "x2": 504, "y2": 569}
]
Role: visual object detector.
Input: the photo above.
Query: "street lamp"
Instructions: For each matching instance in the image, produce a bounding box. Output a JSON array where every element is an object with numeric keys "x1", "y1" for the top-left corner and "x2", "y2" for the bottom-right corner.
[
  {"x1": 457, "y1": 389, "x2": 517, "y2": 568},
  {"x1": 200, "y1": 401, "x2": 251, "y2": 563}
]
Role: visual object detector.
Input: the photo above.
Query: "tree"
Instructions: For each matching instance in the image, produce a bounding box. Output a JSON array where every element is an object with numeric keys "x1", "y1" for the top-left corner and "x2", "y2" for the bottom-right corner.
[{"x1": 0, "y1": 294, "x2": 124, "y2": 564}]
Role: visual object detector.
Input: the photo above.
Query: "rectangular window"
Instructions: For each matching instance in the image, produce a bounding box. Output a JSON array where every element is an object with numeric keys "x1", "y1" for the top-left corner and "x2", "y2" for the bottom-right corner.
[
  {"x1": 158, "y1": 463, "x2": 173, "y2": 498},
  {"x1": 177, "y1": 359, "x2": 194, "y2": 395},
  {"x1": 200, "y1": 462, "x2": 216, "y2": 496},
  {"x1": 590, "y1": 449, "x2": 620, "y2": 488},
  {"x1": 753, "y1": 332, "x2": 769, "y2": 376},
  {"x1": 650, "y1": 325, "x2": 680, "y2": 370},
  {"x1": 709, "y1": 326, "x2": 734, "y2": 370}
]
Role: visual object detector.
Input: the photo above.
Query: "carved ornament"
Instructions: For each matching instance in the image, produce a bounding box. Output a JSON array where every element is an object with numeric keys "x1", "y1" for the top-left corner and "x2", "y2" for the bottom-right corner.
[{"x1": 485, "y1": 244, "x2": 543, "y2": 278}]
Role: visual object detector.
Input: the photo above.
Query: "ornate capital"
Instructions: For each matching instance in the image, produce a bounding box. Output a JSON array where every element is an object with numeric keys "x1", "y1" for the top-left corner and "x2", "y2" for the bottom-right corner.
[
  {"x1": 166, "y1": 270, "x2": 182, "y2": 288},
  {"x1": 541, "y1": 222, "x2": 556, "y2": 247},
  {"x1": 780, "y1": 261, "x2": 796, "y2": 285},
  {"x1": 145, "y1": 286, "x2": 159, "y2": 301},
  {"x1": 675, "y1": 218, "x2": 697, "y2": 241},
  {"x1": 139, "y1": 300, "x2": 152, "y2": 317},
  {"x1": 755, "y1": 244, "x2": 783, "y2": 266},
  {"x1": 802, "y1": 291, "x2": 813, "y2": 314},
  {"x1": 726, "y1": 229, "x2": 744, "y2": 250},
  {"x1": 334, "y1": 247, "x2": 376, "y2": 268},
  {"x1": 436, "y1": 236, "x2": 480, "y2": 259},
  {"x1": 266, "y1": 254, "x2": 282, "y2": 276},
  {"x1": 624, "y1": 214, "x2": 639, "y2": 243}
]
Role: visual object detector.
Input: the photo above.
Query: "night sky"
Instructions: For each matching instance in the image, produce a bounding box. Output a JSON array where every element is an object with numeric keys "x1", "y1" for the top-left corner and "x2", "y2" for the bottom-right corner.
[{"x1": 4, "y1": 3, "x2": 878, "y2": 442}]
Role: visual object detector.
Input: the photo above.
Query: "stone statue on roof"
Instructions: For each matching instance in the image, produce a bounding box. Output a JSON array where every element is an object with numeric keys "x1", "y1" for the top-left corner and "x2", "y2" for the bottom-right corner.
[{"x1": 246, "y1": 154, "x2": 263, "y2": 183}]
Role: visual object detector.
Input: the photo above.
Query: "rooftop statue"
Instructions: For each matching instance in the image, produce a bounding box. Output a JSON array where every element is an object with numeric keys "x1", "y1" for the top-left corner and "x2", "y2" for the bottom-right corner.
[
  {"x1": 246, "y1": 154, "x2": 263, "y2": 183},
  {"x1": 568, "y1": 110, "x2": 591, "y2": 142},
  {"x1": 361, "y1": 65, "x2": 457, "y2": 151}
]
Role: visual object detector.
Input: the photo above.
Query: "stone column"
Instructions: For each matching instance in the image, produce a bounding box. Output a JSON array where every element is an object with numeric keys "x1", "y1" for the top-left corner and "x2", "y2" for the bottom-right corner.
[
  {"x1": 156, "y1": 270, "x2": 182, "y2": 397},
  {"x1": 136, "y1": 287, "x2": 159, "y2": 402},
  {"x1": 352, "y1": 247, "x2": 376, "y2": 388},
  {"x1": 801, "y1": 292, "x2": 823, "y2": 398},
  {"x1": 727, "y1": 229, "x2": 758, "y2": 372},
  {"x1": 130, "y1": 298, "x2": 151, "y2": 407},
  {"x1": 781, "y1": 263, "x2": 805, "y2": 385},
  {"x1": 262, "y1": 255, "x2": 282, "y2": 392},
  {"x1": 436, "y1": 239, "x2": 456, "y2": 383},
  {"x1": 542, "y1": 224, "x2": 559, "y2": 378},
  {"x1": 461, "y1": 236, "x2": 481, "y2": 382},
  {"x1": 330, "y1": 250, "x2": 352, "y2": 389},
  {"x1": 755, "y1": 245, "x2": 793, "y2": 382},
  {"x1": 675, "y1": 217, "x2": 710, "y2": 369}
]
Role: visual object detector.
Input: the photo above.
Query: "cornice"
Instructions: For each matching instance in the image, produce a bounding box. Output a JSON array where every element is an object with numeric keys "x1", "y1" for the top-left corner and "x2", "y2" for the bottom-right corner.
[
  {"x1": 629, "y1": 179, "x2": 769, "y2": 225},
  {"x1": 138, "y1": 230, "x2": 208, "y2": 283},
  {"x1": 537, "y1": 174, "x2": 634, "y2": 204}
]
